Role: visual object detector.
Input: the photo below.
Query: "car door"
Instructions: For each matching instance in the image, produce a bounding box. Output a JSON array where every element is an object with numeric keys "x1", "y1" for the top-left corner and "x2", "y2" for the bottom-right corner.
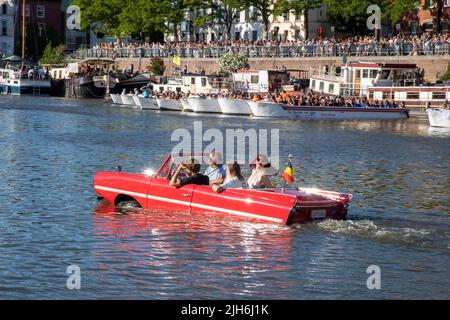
[
  {"x1": 146, "y1": 177, "x2": 195, "y2": 212},
  {"x1": 145, "y1": 159, "x2": 195, "y2": 212}
]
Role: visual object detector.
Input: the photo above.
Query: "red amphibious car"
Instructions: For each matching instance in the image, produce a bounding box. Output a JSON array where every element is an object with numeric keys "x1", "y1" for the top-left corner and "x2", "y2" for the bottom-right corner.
[{"x1": 93, "y1": 154, "x2": 353, "y2": 225}]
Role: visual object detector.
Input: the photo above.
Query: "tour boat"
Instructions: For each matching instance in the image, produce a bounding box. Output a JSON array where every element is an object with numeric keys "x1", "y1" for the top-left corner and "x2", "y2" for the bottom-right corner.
[
  {"x1": 133, "y1": 96, "x2": 159, "y2": 110},
  {"x1": 121, "y1": 94, "x2": 136, "y2": 106},
  {"x1": 157, "y1": 98, "x2": 182, "y2": 111},
  {"x1": 0, "y1": 65, "x2": 51, "y2": 96},
  {"x1": 93, "y1": 154, "x2": 353, "y2": 225},
  {"x1": 188, "y1": 96, "x2": 222, "y2": 113},
  {"x1": 248, "y1": 101, "x2": 410, "y2": 120},
  {"x1": 426, "y1": 108, "x2": 450, "y2": 127},
  {"x1": 310, "y1": 61, "x2": 449, "y2": 108},
  {"x1": 110, "y1": 93, "x2": 123, "y2": 104},
  {"x1": 217, "y1": 98, "x2": 252, "y2": 115},
  {"x1": 181, "y1": 99, "x2": 193, "y2": 112}
]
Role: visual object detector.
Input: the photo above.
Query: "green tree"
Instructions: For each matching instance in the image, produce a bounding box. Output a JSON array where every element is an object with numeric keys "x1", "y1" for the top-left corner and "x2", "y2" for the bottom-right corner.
[
  {"x1": 147, "y1": 57, "x2": 166, "y2": 75},
  {"x1": 185, "y1": 0, "x2": 247, "y2": 40},
  {"x1": 244, "y1": 0, "x2": 282, "y2": 40},
  {"x1": 40, "y1": 42, "x2": 65, "y2": 65},
  {"x1": 441, "y1": 62, "x2": 450, "y2": 82},
  {"x1": 218, "y1": 52, "x2": 249, "y2": 76},
  {"x1": 74, "y1": 0, "x2": 125, "y2": 36},
  {"x1": 276, "y1": 0, "x2": 322, "y2": 39}
]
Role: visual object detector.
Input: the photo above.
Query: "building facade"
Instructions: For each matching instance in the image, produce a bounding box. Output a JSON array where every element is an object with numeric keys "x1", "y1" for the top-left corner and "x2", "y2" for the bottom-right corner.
[
  {"x1": 15, "y1": 0, "x2": 63, "y2": 59},
  {"x1": 401, "y1": 0, "x2": 449, "y2": 34},
  {"x1": 0, "y1": 0, "x2": 16, "y2": 56},
  {"x1": 171, "y1": 5, "x2": 331, "y2": 42}
]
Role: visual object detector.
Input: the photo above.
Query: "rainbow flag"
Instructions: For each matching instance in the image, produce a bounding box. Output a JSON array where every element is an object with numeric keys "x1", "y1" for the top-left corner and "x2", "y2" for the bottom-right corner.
[
  {"x1": 173, "y1": 55, "x2": 181, "y2": 66},
  {"x1": 282, "y1": 162, "x2": 294, "y2": 184}
]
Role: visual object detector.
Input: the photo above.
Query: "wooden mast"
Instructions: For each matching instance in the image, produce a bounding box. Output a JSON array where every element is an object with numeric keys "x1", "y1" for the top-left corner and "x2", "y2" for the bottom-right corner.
[{"x1": 21, "y1": 0, "x2": 25, "y2": 69}]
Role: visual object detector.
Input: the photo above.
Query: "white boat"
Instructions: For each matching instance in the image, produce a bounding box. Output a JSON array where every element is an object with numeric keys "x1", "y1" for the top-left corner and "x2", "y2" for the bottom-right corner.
[
  {"x1": 133, "y1": 96, "x2": 159, "y2": 110},
  {"x1": 0, "y1": 67, "x2": 51, "y2": 96},
  {"x1": 110, "y1": 93, "x2": 123, "y2": 104},
  {"x1": 157, "y1": 98, "x2": 182, "y2": 111},
  {"x1": 217, "y1": 98, "x2": 252, "y2": 115},
  {"x1": 188, "y1": 96, "x2": 222, "y2": 113},
  {"x1": 248, "y1": 102, "x2": 410, "y2": 120},
  {"x1": 426, "y1": 108, "x2": 450, "y2": 127},
  {"x1": 247, "y1": 101, "x2": 290, "y2": 118},
  {"x1": 121, "y1": 94, "x2": 136, "y2": 106},
  {"x1": 181, "y1": 99, "x2": 193, "y2": 112}
]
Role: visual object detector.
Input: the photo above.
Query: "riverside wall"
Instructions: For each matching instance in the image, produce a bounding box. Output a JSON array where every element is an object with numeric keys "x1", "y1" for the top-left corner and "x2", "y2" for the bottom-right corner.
[{"x1": 115, "y1": 55, "x2": 450, "y2": 83}]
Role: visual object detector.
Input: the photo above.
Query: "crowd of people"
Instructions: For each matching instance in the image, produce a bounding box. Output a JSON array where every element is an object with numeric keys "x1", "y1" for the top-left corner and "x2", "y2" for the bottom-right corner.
[{"x1": 79, "y1": 33, "x2": 450, "y2": 59}]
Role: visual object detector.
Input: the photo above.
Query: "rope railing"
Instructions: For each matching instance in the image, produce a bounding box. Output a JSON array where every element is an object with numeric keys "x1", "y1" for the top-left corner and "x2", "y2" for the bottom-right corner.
[{"x1": 71, "y1": 42, "x2": 450, "y2": 60}]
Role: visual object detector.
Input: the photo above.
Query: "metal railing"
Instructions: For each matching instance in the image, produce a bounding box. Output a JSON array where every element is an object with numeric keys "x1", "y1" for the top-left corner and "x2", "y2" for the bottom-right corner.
[{"x1": 71, "y1": 42, "x2": 450, "y2": 60}]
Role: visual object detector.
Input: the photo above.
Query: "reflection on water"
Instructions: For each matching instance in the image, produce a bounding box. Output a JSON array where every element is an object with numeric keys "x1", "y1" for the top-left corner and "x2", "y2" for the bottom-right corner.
[{"x1": 0, "y1": 97, "x2": 449, "y2": 299}]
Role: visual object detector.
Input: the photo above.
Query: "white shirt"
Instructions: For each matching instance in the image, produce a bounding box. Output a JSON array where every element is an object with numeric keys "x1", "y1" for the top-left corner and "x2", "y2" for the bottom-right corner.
[{"x1": 220, "y1": 177, "x2": 247, "y2": 190}]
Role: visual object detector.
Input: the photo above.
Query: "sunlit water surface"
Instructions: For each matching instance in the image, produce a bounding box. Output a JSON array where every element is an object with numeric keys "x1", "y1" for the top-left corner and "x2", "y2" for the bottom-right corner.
[{"x1": 0, "y1": 97, "x2": 449, "y2": 299}]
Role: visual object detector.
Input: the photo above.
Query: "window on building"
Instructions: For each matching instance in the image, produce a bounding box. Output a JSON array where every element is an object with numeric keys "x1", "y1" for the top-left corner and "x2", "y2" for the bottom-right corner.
[
  {"x1": 25, "y1": 4, "x2": 30, "y2": 17},
  {"x1": 294, "y1": 29, "x2": 300, "y2": 40},
  {"x1": 311, "y1": 79, "x2": 316, "y2": 89},
  {"x1": 191, "y1": 78, "x2": 195, "y2": 85},
  {"x1": 319, "y1": 81, "x2": 324, "y2": 91},
  {"x1": 234, "y1": 31, "x2": 240, "y2": 40},
  {"x1": 244, "y1": 9, "x2": 249, "y2": 21},
  {"x1": 201, "y1": 78, "x2": 206, "y2": 87},
  {"x1": 252, "y1": 31, "x2": 257, "y2": 42},
  {"x1": 37, "y1": 5, "x2": 45, "y2": 18},
  {"x1": 2, "y1": 21, "x2": 6, "y2": 37},
  {"x1": 2, "y1": 4, "x2": 7, "y2": 15},
  {"x1": 329, "y1": 84, "x2": 335, "y2": 93},
  {"x1": 282, "y1": 12, "x2": 289, "y2": 21},
  {"x1": 251, "y1": 75, "x2": 259, "y2": 84}
]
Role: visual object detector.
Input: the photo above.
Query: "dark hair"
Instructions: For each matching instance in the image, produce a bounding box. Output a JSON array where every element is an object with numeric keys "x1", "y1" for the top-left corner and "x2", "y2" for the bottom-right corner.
[
  {"x1": 227, "y1": 162, "x2": 245, "y2": 181},
  {"x1": 186, "y1": 158, "x2": 201, "y2": 174}
]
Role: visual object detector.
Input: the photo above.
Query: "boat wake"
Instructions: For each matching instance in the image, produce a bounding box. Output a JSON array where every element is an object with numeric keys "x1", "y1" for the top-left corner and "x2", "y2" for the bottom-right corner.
[{"x1": 301, "y1": 219, "x2": 448, "y2": 251}]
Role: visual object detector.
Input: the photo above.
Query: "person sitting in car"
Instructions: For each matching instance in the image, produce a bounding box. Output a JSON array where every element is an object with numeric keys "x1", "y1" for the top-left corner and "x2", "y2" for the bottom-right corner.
[
  {"x1": 169, "y1": 158, "x2": 209, "y2": 187},
  {"x1": 247, "y1": 154, "x2": 278, "y2": 189},
  {"x1": 212, "y1": 161, "x2": 248, "y2": 193},
  {"x1": 204, "y1": 151, "x2": 226, "y2": 185}
]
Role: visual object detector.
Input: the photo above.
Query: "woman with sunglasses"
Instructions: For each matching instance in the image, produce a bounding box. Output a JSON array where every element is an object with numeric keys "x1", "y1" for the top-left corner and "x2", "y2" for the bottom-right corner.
[{"x1": 247, "y1": 154, "x2": 278, "y2": 189}]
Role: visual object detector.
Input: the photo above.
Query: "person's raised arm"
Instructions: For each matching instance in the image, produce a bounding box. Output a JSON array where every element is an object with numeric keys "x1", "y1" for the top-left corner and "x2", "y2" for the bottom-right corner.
[{"x1": 169, "y1": 164, "x2": 184, "y2": 187}]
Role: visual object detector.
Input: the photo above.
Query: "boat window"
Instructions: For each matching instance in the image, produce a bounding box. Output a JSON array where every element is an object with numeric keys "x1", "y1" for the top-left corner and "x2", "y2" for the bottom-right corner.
[
  {"x1": 406, "y1": 92, "x2": 419, "y2": 100},
  {"x1": 201, "y1": 78, "x2": 206, "y2": 87},
  {"x1": 362, "y1": 69, "x2": 369, "y2": 78},
  {"x1": 251, "y1": 75, "x2": 259, "y2": 84},
  {"x1": 382, "y1": 92, "x2": 393, "y2": 99},
  {"x1": 328, "y1": 84, "x2": 334, "y2": 93},
  {"x1": 176, "y1": 87, "x2": 181, "y2": 92},
  {"x1": 380, "y1": 70, "x2": 390, "y2": 80},
  {"x1": 368, "y1": 92, "x2": 374, "y2": 99},
  {"x1": 432, "y1": 92, "x2": 446, "y2": 100},
  {"x1": 355, "y1": 70, "x2": 361, "y2": 79},
  {"x1": 311, "y1": 79, "x2": 316, "y2": 89},
  {"x1": 191, "y1": 78, "x2": 195, "y2": 85},
  {"x1": 370, "y1": 70, "x2": 378, "y2": 79}
]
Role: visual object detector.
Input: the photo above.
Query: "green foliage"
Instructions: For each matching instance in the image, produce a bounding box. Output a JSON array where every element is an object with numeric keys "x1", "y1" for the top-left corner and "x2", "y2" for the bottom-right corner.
[
  {"x1": 185, "y1": 0, "x2": 246, "y2": 40},
  {"x1": 74, "y1": 0, "x2": 186, "y2": 39},
  {"x1": 218, "y1": 52, "x2": 249, "y2": 76},
  {"x1": 323, "y1": 0, "x2": 419, "y2": 35},
  {"x1": 39, "y1": 42, "x2": 65, "y2": 65},
  {"x1": 148, "y1": 57, "x2": 166, "y2": 76},
  {"x1": 441, "y1": 62, "x2": 450, "y2": 82}
]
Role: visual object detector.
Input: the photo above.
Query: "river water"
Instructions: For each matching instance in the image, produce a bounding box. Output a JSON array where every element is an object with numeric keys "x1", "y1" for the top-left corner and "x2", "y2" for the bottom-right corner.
[{"x1": 0, "y1": 96, "x2": 449, "y2": 299}]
